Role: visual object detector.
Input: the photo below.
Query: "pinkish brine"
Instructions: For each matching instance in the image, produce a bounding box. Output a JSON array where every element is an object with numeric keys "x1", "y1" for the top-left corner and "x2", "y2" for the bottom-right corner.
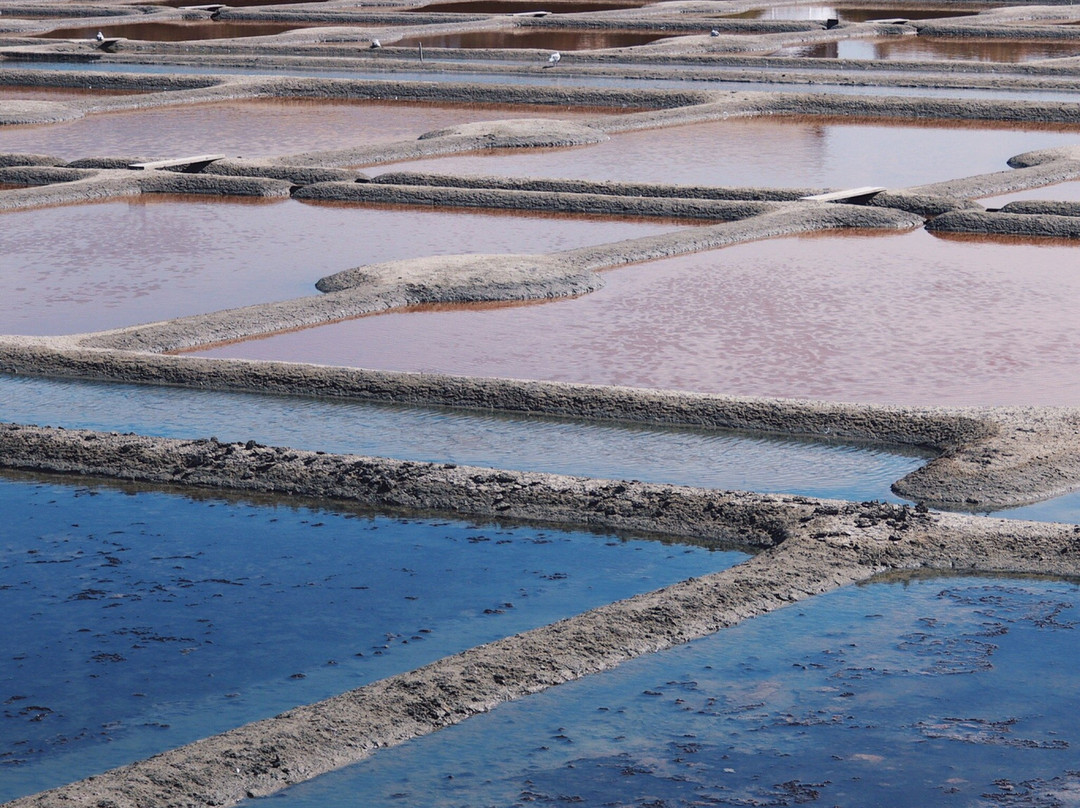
[{"x1": 195, "y1": 229, "x2": 1080, "y2": 408}]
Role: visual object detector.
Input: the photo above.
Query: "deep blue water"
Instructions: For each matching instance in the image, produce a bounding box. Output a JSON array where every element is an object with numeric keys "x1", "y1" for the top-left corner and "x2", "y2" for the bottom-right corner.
[
  {"x1": 0, "y1": 373, "x2": 928, "y2": 502},
  {"x1": 256, "y1": 574, "x2": 1080, "y2": 807},
  {"x1": 0, "y1": 476, "x2": 746, "y2": 801}
]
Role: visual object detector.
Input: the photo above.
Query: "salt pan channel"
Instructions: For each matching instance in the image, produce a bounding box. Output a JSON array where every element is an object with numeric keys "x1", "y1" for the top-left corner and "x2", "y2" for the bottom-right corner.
[
  {"x1": 196, "y1": 229, "x2": 1080, "y2": 408},
  {"x1": 374, "y1": 117, "x2": 1080, "y2": 188},
  {"x1": 0, "y1": 199, "x2": 684, "y2": 335},
  {"x1": 249, "y1": 574, "x2": 1080, "y2": 808},
  {"x1": 0, "y1": 475, "x2": 747, "y2": 802},
  {"x1": 0, "y1": 374, "x2": 928, "y2": 503}
]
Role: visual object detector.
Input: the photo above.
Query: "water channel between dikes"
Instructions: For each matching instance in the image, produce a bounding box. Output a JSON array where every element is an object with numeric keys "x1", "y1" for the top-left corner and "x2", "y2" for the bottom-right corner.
[
  {"x1": 0, "y1": 199, "x2": 686, "y2": 335},
  {"x1": 0, "y1": 475, "x2": 748, "y2": 802},
  {"x1": 249, "y1": 574, "x2": 1080, "y2": 808},
  {"x1": 0, "y1": 98, "x2": 624, "y2": 162},
  {"x1": 0, "y1": 374, "x2": 927, "y2": 504}
]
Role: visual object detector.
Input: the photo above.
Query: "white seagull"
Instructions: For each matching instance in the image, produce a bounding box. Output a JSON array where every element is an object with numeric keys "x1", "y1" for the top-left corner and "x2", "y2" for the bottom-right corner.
[
  {"x1": 370, "y1": 38, "x2": 381, "y2": 48},
  {"x1": 545, "y1": 51, "x2": 561, "y2": 67},
  {"x1": 95, "y1": 31, "x2": 105, "y2": 42}
]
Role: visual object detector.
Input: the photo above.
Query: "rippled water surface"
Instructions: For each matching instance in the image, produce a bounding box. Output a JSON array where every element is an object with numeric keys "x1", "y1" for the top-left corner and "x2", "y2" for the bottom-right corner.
[
  {"x1": 254, "y1": 575, "x2": 1080, "y2": 807},
  {"x1": 0, "y1": 98, "x2": 618, "y2": 161},
  {"x1": 375, "y1": 117, "x2": 1080, "y2": 188},
  {"x1": 0, "y1": 374, "x2": 927, "y2": 502},
  {"x1": 0, "y1": 199, "x2": 680, "y2": 335},
  {"x1": 0, "y1": 476, "x2": 745, "y2": 801},
  {"x1": 199, "y1": 229, "x2": 1080, "y2": 407}
]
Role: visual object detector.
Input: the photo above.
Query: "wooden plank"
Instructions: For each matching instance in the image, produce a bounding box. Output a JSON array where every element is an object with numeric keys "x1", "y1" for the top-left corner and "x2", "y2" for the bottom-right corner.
[
  {"x1": 800, "y1": 186, "x2": 886, "y2": 203},
  {"x1": 128, "y1": 154, "x2": 227, "y2": 171}
]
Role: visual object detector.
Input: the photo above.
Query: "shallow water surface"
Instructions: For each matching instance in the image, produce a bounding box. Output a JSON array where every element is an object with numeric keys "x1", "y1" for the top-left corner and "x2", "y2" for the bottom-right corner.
[
  {"x1": 374, "y1": 116, "x2": 1080, "y2": 188},
  {"x1": 198, "y1": 229, "x2": 1080, "y2": 407},
  {"x1": 0, "y1": 98, "x2": 617, "y2": 162},
  {"x1": 38, "y1": 21, "x2": 316, "y2": 42},
  {"x1": 771, "y1": 36, "x2": 1080, "y2": 62},
  {"x1": 392, "y1": 29, "x2": 673, "y2": 49},
  {"x1": 0, "y1": 198, "x2": 680, "y2": 335},
  {"x1": 253, "y1": 575, "x2": 1080, "y2": 807},
  {"x1": 413, "y1": 0, "x2": 647, "y2": 11},
  {"x1": 979, "y1": 180, "x2": 1080, "y2": 206},
  {"x1": 727, "y1": 4, "x2": 984, "y2": 21},
  {"x1": 0, "y1": 374, "x2": 927, "y2": 502},
  {"x1": 0, "y1": 475, "x2": 745, "y2": 801}
]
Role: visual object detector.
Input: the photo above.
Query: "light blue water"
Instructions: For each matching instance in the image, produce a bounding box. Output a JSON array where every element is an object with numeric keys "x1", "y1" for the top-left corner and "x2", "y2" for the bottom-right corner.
[
  {"x1": 987, "y1": 491, "x2": 1080, "y2": 524},
  {"x1": 254, "y1": 574, "x2": 1080, "y2": 807},
  {"x1": 0, "y1": 475, "x2": 746, "y2": 801},
  {"x1": 0, "y1": 373, "x2": 928, "y2": 502}
]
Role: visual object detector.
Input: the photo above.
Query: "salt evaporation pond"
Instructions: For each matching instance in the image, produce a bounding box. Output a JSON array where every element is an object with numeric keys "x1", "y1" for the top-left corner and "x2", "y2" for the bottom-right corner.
[
  {"x1": 413, "y1": 0, "x2": 647, "y2": 12},
  {"x1": 250, "y1": 574, "x2": 1080, "y2": 807},
  {"x1": 38, "y1": 21, "x2": 317, "y2": 42},
  {"x1": 374, "y1": 116, "x2": 1080, "y2": 189},
  {"x1": 0, "y1": 474, "x2": 746, "y2": 802},
  {"x1": 392, "y1": 29, "x2": 674, "y2": 49},
  {"x1": 726, "y1": 4, "x2": 987, "y2": 21},
  {"x1": 0, "y1": 374, "x2": 927, "y2": 502},
  {"x1": 197, "y1": 229, "x2": 1080, "y2": 408},
  {"x1": 771, "y1": 37, "x2": 1080, "y2": 62},
  {"x1": 0, "y1": 199, "x2": 683, "y2": 335},
  {"x1": 0, "y1": 99, "x2": 620, "y2": 162}
]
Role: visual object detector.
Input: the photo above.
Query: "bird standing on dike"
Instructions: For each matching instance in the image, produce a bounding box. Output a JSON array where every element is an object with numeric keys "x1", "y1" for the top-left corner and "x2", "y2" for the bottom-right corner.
[
  {"x1": 545, "y1": 51, "x2": 561, "y2": 67},
  {"x1": 95, "y1": 31, "x2": 105, "y2": 42}
]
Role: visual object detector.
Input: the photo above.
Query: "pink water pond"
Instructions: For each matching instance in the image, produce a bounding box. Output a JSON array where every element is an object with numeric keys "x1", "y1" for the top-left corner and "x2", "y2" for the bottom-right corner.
[
  {"x1": 770, "y1": 36, "x2": 1080, "y2": 62},
  {"x1": 195, "y1": 229, "x2": 1080, "y2": 407},
  {"x1": 0, "y1": 198, "x2": 684, "y2": 336},
  {"x1": 0, "y1": 98, "x2": 617, "y2": 162},
  {"x1": 375, "y1": 116, "x2": 1080, "y2": 190}
]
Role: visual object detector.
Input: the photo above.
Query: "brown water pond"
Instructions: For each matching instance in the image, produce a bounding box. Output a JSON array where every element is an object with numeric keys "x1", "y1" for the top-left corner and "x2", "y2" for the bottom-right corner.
[
  {"x1": 725, "y1": 4, "x2": 985, "y2": 21},
  {"x1": 375, "y1": 116, "x2": 1080, "y2": 191},
  {"x1": 392, "y1": 29, "x2": 673, "y2": 49},
  {"x1": 37, "y1": 21, "x2": 318, "y2": 41},
  {"x1": 411, "y1": 0, "x2": 648, "y2": 12},
  {"x1": 0, "y1": 99, "x2": 619, "y2": 162},
  {"x1": 770, "y1": 36, "x2": 1080, "y2": 61},
  {"x1": 159, "y1": 0, "x2": 329, "y2": 5},
  {"x1": 195, "y1": 229, "x2": 1080, "y2": 407},
  {"x1": 0, "y1": 198, "x2": 688, "y2": 336}
]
